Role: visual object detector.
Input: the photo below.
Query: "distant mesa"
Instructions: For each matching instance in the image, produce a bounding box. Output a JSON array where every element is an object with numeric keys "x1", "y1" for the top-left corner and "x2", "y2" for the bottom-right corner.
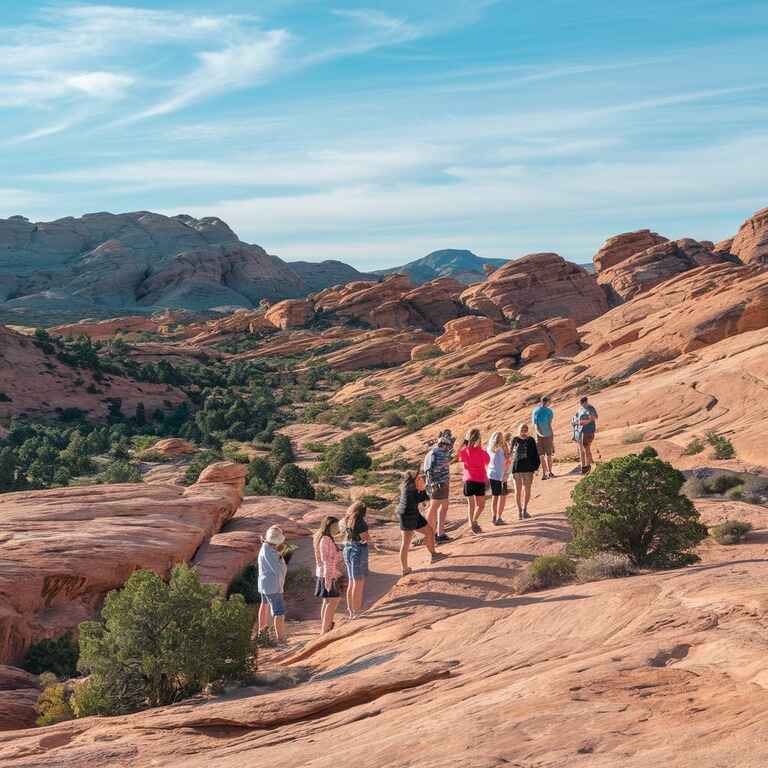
[{"x1": 375, "y1": 248, "x2": 508, "y2": 285}]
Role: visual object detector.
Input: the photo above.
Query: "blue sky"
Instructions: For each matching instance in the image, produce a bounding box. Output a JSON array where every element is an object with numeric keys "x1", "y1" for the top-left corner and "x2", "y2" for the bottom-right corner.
[{"x1": 1, "y1": 1, "x2": 767, "y2": 269}]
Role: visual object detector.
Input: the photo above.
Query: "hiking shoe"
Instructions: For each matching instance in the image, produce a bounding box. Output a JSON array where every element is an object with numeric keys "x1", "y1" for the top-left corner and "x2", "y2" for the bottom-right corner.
[
  {"x1": 430, "y1": 552, "x2": 448, "y2": 563},
  {"x1": 496, "y1": 517, "x2": 506, "y2": 525},
  {"x1": 523, "y1": 509, "x2": 530, "y2": 519},
  {"x1": 471, "y1": 522, "x2": 482, "y2": 534},
  {"x1": 583, "y1": 465, "x2": 592, "y2": 476},
  {"x1": 492, "y1": 518, "x2": 500, "y2": 526},
  {"x1": 436, "y1": 533, "x2": 451, "y2": 543}
]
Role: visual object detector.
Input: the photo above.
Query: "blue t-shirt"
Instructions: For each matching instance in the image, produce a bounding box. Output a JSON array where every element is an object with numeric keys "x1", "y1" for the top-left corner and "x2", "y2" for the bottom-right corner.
[
  {"x1": 257, "y1": 543, "x2": 287, "y2": 595},
  {"x1": 532, "y1": 405, "x2": 554, "y2": 437},
  {"x1": 577, "y1": 405, "x2": 598, "y2": 434}
]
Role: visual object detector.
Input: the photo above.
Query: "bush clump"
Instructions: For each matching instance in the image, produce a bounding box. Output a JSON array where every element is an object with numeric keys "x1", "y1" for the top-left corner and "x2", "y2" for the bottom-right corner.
[
  {"x1": 682, "y1": 436, "x2": 706, "y2": 455},
  {"x1": 77, "y1": 563, "x2": 254, "y2": 715},
  {"x1": 525, "y1": 555, "x2": 577, "y2": 591},
  {"x1": 36, "y1": 683, "x2": 74, "y2": 726},
  {"x1": 710, "y1": 519, "x2": 752, "y2": 545},
  {"x1": 22, "y1": 633, "x2": 79, "y2": 678},
  {"x1": 566, "y1": 452, "x2": 708, "y2": 568},
  {"x1": 705, "y1": 472, "x2": 743, "y2": 495},
  {"x1": 622, "y1": 428, "x2": 646, "y2": 445},
  {"x1": 576, "y1": 553, "x2": 635, "y2": 583},
  {"x1": 705, "y1": 430, "x2": 735, "y2": 460},
  {"x1": 316, "y1": 432, "x2": 373, "y2": 480},
  {"x1": 271, "y1": 463, "x2": 315, "y2": 499}
]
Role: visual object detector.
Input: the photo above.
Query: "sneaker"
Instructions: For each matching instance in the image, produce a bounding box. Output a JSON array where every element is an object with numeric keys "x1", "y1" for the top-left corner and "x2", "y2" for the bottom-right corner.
[
  {"x1": 496, "y1": 517, "x2": 506, "y2": 525},
  {"x1": 400, "y1": 567, "x2": 412, "y2": 577},
  {"x1": 523, "y1": 509, "x2": 530, "y2": 519},
  {"x1": 436, "y1": 533, "x2": 451, "y2": 543},
  {"x1": 430, "y1": 552, "x2": 448, "y2": 563},
  {"x1": 471, "y1": 522, "x2": 482, "y2": 534},
  {"x1": 541, "y1": 473, "x2": 548, "y2": 481},
  {"x1": 492, "y1": 518, "x2": 500, "y2": 526}
]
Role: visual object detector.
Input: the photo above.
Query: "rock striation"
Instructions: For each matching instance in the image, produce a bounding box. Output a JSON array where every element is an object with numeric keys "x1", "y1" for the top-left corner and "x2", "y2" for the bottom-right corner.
[
  {"x1": 264, "y1": 299, "x2": 315, "y2": 330},
  {"x1": 597, "y1": 238, "x2": 733, "y2": 304},
  {"x1": 593, "y1": 229, "x2": 668, "y2": 272},
  {"x1": 460, "y1": 253, "x2": 609, "y2": 327},
  {"x1": 436, "y1": 316, "x2": 498, "y2": 352}
]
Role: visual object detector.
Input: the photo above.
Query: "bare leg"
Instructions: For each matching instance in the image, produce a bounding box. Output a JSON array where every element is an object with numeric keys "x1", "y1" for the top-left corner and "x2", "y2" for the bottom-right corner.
[
  {"x1": 274, "y1": 615, "x2": 287, "y2": 643},
  {"x1": 491, "y1": 493, "x2": 500, "y2": 522},
  {"x1": 585, "y1": 442, "x2": 594, "y2": 467},
  {"x1": 258, "y1": 601, "x2": 270, "y2": 635},
  {"x1": 426, "y1": 499, "x2": 439, "y2": 530},
  {"x1": 346, "y1": 576, "x2": 355, "y2": 618},
  {"x1": 579, "y1": 440, "x2": 588, "y2": 468},
  {"x1": 352, "y1": 578, "x2": 366, "y2": 612},
  {"x1": 499, "y1": 490, "x2": 508, "y2": 520},
  {"x1": 465, "y1": 495, "x2": 476, "y2": 527},
  {"x1": 321, "y1": 597, "x2": 340, "y2": 634},
  {"x1": 522, "y1": 476, "x2": 533, "y2": 515},
  {"x1": 514, "y1": 476, "x2": 524, "y2": 517},
  {"x1": 437, "y1": 500, "x2": 448, "y2": 536},
  {"x1": 421, "y1": 523, "x2": 436, "y2": 555},
  {"x1": 473, "y1": 495, "x2": 486, "y2": 525},
  {"x1": 400, "y1": 530, "x2": 414, "y2": 574}
]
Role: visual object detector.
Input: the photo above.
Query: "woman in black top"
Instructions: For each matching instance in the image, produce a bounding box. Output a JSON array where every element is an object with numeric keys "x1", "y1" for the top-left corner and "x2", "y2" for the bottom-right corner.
[
  {"x1": 509, "y1": 422, "x2": 541, "y2": 520},
  {"x1": 397, "y1": 471, "x2": 445, "y2": 576}
]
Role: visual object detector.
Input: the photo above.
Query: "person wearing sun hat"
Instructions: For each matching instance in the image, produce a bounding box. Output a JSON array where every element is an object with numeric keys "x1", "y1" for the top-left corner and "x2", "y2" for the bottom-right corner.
[{"x1": 257, "y1": 525, "x2": 288, "y2": 643}]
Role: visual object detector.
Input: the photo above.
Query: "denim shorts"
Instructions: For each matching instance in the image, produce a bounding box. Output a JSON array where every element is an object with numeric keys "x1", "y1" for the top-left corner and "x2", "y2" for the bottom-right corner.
[
  {"x1": 260, "y1": 592, "x2": 285, "y2": 616},
  {"x1": 343, "y1": 542, "x2": 369, "y2": 579}
]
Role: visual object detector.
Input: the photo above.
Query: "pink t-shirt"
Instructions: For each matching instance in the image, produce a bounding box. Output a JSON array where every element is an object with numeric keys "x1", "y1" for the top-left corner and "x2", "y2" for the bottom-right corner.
[
  {"x1": 458, "y1": 445, "x2": 491, "y2": 483},
  {"x1": 315, "y1": 535, "x2": 342, "y2": 580}
]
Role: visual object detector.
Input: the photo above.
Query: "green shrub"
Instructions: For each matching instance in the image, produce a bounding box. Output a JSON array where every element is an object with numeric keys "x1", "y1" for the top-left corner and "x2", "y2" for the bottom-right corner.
[
  {"x1": 352, "y1": 468, "x2": 372, "y2": 485},
  {"x1": 22, "y1": 633, "x2": 79, "y2": 678},
  {"x1": 96, "y1": 460, "x2": 142, "y2": 484},
  {"x1": 525, "y1": 555, "x2": 576, "y2": 591},
  {"x1": 77, "y1": 564, "x2": 254, "y2": 715},
  {"x1": 725, "y1": 486, "x2": 744, "y2": 501},
  {"x1": 228, "y1": 564, "x2": 260, "y2": 604},
  {"x1": 421, "y1": 365, "x2": 440, "y2": 378},
  {"x1": 566, "y1": 452, "x2": 708, "y2": 567},
  {"x1": 411, "y1": 346, "x2": 442, "y2": 362},
  {"x1": 711, "y1": 519, "x2": 752, "y2": 545},
  {"x1": 682, "y1": 436, "x2": 706, "y2": 455},
  {"x1": 137, "y1": 450, "x2": 172, "y2": 463},
  {"x1": 379, "y1": 412, "x2": 405, "y2": 428},
  {"x1": 316, "y1": 433, "x2": 372, "y2": 479},
  {"x1": 706, "y1": 431, "x2": 735, "y2": 460},
  {"x1": 269, "y1": 434, "x2": 295, "y2": 467},
  {"x1": 742, "y1": 475, "x2": 768, "y2": 505},
  {"x1": 222, "y1": 446, "x2": 250, "y2": 464},
  {"x1": 130, "y1": 435, "x2": 162, "y2": 451},
  {"x1": 505, "y1": 372, "x2": 529, "y2": 384},
  {"x1": 35, "y1": 683, "x2": 74, "y2": 726},
  {"x1": 360, "y1": 494, "x2": 390, "y2": 510},
  {"x1": 245, "y1": 477, "x2": 271, "y2": 495},
  {"x1": 638, "y1": 446, "x2": 658, "y2": 459},
  {"x1": 303, "y1": 441, "x2": 327, "y2": 454},
  {"x1": 682, "y1": 476, "x2": 708, "y2": 498},
  {"x1": 314, "y1": 485, "x2": 341, "y2": 501},
  {"x1": 271, "y1": 463, "x2": 315, "y2": 500}
]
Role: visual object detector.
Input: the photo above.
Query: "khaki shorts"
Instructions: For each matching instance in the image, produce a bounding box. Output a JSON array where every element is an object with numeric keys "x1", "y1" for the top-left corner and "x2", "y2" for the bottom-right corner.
[
  {"x1": 511, "y1": 472, "x2": 534, "y2": 484},
  {"x1": 580, "y1": 432, "x2": 595, "y2": 447},
  {"x1": 537, "y1": 435, "x2": 554, "y2": 456}
]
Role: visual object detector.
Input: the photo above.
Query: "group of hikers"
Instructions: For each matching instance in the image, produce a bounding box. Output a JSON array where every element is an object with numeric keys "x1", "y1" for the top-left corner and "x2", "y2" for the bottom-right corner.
[{"x1": 257, "y1": 394, "x2": 599, "y2": 643}]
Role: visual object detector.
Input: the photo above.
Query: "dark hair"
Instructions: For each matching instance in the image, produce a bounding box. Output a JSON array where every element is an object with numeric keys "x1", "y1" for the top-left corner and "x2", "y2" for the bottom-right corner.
[
  {"x1": 542, "y1": 395, "x2": 550, "y2": 404},
  {"x1": 345, "y1": 501, "x2": 366, "y2": 532},
  {"x1": 580, "y1": 395, "x2": 589, "y2": 404}
]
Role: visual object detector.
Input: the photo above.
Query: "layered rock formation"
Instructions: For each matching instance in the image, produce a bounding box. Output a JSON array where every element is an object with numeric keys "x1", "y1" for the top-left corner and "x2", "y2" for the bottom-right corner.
[
  {"x1": 597, "y1": 238, "x2": 732, "y2": 303},
  {"x1": 593, "y1": 229, "x2": 668, "y2": 272},
  {"x1": 0, "y1": 667, "x2": 39, "y2": 732},
  {"x1": 435, "y1": 316, "x2": 497, "y2": 352},
  {"x1": 0, "y1": 461, "x2": 245, "y2": 665},
  {"x1": 460, "y1": 253, "x2": 609, "y2": 326},
  {"x1": 146, "y1": 438, "x2": 196, "y2": 458},
  {"x1": 264, "y1": 299, "x2": 314, "y2": 330},
  {"x1": 730, "y1": 206, "x2": 768, "y2": 264},
  {"x1": 0, "y1": 324, "x2": 186, "y2": 419}
]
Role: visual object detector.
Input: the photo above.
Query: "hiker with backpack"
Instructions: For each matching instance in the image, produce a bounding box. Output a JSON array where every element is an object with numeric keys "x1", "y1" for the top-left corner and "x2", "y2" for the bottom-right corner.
[
  {"x1": 573, "y1": 395, "x2": 599, "y2": 474},
  {"x1": 509, "y1": 423, "x2": 540, "y2": 519}
]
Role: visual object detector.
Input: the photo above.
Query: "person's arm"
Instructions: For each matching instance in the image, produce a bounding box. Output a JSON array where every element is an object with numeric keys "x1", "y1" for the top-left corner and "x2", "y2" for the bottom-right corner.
[
  {"x1": 530, "y1": 437, "x2": 540, "y2": 470},
  {"x1": 320, "y1": 536, "x2": 333, "y2": 590}
]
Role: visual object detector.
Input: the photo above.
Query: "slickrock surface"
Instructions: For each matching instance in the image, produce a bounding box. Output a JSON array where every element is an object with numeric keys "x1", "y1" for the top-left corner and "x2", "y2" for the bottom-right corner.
[
  {"x1": 593, "y1": 229, "x2": 668, "y2": 272},
  {"x1": 597, "y1": 238, "x2": 732, "y2": 303},
  {"x1": 460, "y1": 252, "x2": 609, "y2": 326},
  {"x1": 730, "y1": 206, "x2": 768, "y2": 264},
  {"x1": 0, "y1": 668, "x2": 39, "y2": 732},
  {"x1": 435, "y1": 315, "x2": 498, "y2": 352},
  {"x1": 145, "y1": 438, "x2": 196, "y2": 458},
  {"x1": 0, "y1": 324, "x2": 186, "y2": 419},
  {"x1": 0, "y1": 462, "x2": 245, "y2": 665}
]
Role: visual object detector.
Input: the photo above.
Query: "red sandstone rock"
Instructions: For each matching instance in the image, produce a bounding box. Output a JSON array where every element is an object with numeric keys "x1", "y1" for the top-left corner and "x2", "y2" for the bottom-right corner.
[
  {"x1": 521, "y1": 342, "x2": 551, "y2": 363},
  {"x1": 265, "y1": 299, "x2": 314, "y2": 330},
  {"x1": 460, "y1": 253, "x2": 609, "y2": 327},
  {"x1": 410, "y1": 343, "x2": 440, "y2": 361},
  {"x1": 0, "y1": 463, "x2": 245, "y2": 666},
  {"x1": 146, "y1": 438, "x2": 196, "y2": 458},
  {"x1": 597, "y1": 238, "x2": 731, "y2": 303},
  {"x1": 593, "y1": 229, "x2": 668, "y2": 272},
  {"x1": 435, "y1": 316, "x2": 497, "y2": 352},
  {"x1": 730, "y1": 207, "x2": 768, "y2": 264}
]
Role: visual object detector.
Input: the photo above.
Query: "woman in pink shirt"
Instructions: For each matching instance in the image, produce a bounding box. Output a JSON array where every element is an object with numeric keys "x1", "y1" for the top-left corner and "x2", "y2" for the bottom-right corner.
[
  {"x1": 457, "y1": 427, "x2": 490, "y2": 534},
  {"x1": 313, "y1": 515, "x2": 342, "y2": 634}
]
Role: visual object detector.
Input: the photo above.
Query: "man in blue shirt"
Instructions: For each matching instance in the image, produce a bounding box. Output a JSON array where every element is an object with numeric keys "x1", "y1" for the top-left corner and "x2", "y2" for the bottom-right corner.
[
  {"x1": 422, "y1": 432, "x2": 453, "y2": 542},
  {"x1": 576, "y1": 395, "x2": 599, "y2": 474},
  {"x1": 532, "y1": 395, "x2": 555, "y2": 480}
]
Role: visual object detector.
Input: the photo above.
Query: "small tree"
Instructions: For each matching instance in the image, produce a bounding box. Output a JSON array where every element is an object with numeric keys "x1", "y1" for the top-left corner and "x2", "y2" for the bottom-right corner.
[
  {"x1": 566, "y1": 453, "x2": 708, "y2": 567},
  {"x1": 272, "y1": 463, "x2": 315, "y2": 500},
  {"x1": 77, "y1": 564, "x2": 254, "y2": 715},
  {"x1": 22, "y1": 633, "x2": 79, "y2": 678},
  {"x1": 270, "y1": 434, "x2": 295, "y2": 468}
]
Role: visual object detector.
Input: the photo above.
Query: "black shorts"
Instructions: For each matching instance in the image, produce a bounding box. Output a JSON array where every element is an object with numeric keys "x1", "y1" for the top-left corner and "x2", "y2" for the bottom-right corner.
[
  {"x1": 489, "y1": 479, "x2": 508, "y2": 496},
  {"x1": 463, "y1": 480, "x2": 486, "y2": 497},
  {"x1": 400, "y1": 512, "x2": 429, "y2": 531},
  {"x1": 314, "y1": 578, "x2": 340, "y2": 599}
]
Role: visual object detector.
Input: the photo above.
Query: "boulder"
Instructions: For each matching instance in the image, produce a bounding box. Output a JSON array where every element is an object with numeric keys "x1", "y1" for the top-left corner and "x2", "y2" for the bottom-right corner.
[
  {"x1": 265, "y1": 299, "x2": 315, "y2": 330},
  {"x1": 730, "y1": 207, "x2": 768, "y2": 265},
  {"x1": 401, "y1": 277, "x2": 466, "y2": 331},
  {"x1": 494, "y1": 356, "x2": 517, "y2": 370},
  {"x1": 521, "y1": 342, "x2": 551, "y2": 363},
  {"x1": 0, "y1": 467, "x2": 246, "y2": 665},
  {"x1": 593, "y1": 230, "x2": 668, "y2": 272},
  {"x1": 460, "y1": 253, "x2": 609, "y2": 327},
  {"x1": 436, "y1": 316, "x2": 497, "y2": 352},
  {"x1": 147, "y1": 438, "x2": 196, "y2": 458},
  {"x1": 0, "y1": 666, "x2": 39, "y2": 731},
  {"x1": 597, "y1": 238, "x2": 731, "y2": 304},
  {"x1": 411, "y1": 343, "x2": 441, "y2": 361}
]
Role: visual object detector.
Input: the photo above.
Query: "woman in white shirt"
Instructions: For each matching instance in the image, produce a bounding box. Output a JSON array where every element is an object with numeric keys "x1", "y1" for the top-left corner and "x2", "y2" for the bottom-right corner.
[{"x1": 486, "y1": 431, "x2": 509, "y2": 525}]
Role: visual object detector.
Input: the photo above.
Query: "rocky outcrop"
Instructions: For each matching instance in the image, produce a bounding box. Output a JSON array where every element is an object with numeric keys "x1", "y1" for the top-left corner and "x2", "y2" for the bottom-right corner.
[
  {"x1": 313, "y1": 275, "x2": 464, "y2": 332},
  {"x1": 0, "y1": 667, "x2": 39, "y2": 732},
  {"x1": 0, "y1": 324, "x2": 186, "y2": 420},
  {"x1": 460, "y1": 253, "x2": 609, "y2": 327},
  {"x1": 50, "y1": 311, "x2": 189, "y2": 340},
  {"x1": 597, "y1": 238, "x2": 731, "y2": 303},
  {"x1": 145, "y1": 438, "x2": 196, "y2": 458},
  {"x1": 0, "y1": 462, "x2": 245, "y2": 665},
  {"x1": 265, "y1": 299, "x2": 315, "y2": 330},
  {"x1": 730, "y1": 207, "x2": 768, "y2": 264},
  {"x1": 319, "y1": 329, "x2": 434, "y2": 371},
  {"x1": 436, "y1": 316, "x2": 497, "y2": 352},
  {"x1": 593, "y1": 230, "x2": 668, "y2": 272}
]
